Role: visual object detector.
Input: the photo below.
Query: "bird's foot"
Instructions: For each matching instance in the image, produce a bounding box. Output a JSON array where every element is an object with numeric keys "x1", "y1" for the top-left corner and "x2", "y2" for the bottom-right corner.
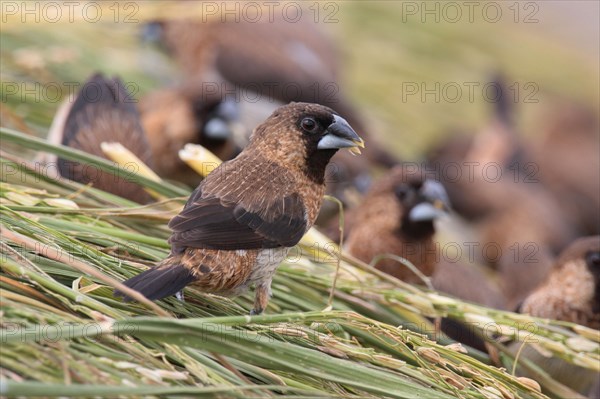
[
  {"x1": 249, "y1": 308, "x2": 263, "y2": 316},
  {"x1": 175, "y1": 290, "x2": 185, "y2": 302}
]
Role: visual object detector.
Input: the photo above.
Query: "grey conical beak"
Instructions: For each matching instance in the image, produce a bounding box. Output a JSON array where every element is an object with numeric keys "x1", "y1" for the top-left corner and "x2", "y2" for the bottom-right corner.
[
  {"x1": 409, "y1": 203, "x2": 447, "y2": 222},
  {"x1": 317, "y1": 115, "x2": 365, "y2": 155},
  {"x1": 408, "y1": 180, "x2": 451, "y2": 222},
  {"x1": 213, "y1": 97, "x2": 239, "y2": 121},
  {"x1": 141, "y1": 21, "x2": 164, "y2": 44},
  {"x1": 204, "y1": 118, "x2": 232, "y2": 140},
  {"x1": 203, "y1": 98, "x2": 241, "y2": 140}
]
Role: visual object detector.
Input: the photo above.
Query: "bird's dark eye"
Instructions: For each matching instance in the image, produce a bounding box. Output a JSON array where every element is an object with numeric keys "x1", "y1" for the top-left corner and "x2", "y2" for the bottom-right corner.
[
  {"x1": 587, "y1": 251, "x2": 600, "y2": 268},
  {"x1": 409, "y1": 179, "x2": 424, "y2": 190},
  {"x1": 300, "y1": 117, "x2": 318, "y2": 133},
  {"x1": 394, "y1": 185, "x2": 410, "y2": 200}
]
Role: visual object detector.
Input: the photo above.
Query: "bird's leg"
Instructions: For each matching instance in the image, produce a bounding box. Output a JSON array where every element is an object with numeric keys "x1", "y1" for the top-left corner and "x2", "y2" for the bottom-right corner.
[
  {"x1": 250, "y1": 282, "x2": 272, "y2": 315},
  {"x1": 175, "y1": 290, "x2": 185, "y2": 302}
]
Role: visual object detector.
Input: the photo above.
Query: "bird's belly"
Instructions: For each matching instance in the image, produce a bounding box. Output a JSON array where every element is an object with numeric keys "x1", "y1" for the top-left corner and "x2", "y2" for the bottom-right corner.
[
  {"x1": 185, "y1": 247, "x2": 288, "y2": 296},
  {"x1": 246, "y1": 248, "x2": 289, "y2": 287}
]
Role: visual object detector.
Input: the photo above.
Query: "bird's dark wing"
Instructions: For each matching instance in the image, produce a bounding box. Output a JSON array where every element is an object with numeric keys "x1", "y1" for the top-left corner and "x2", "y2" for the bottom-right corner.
[
  {"x1": 169, "y1": 193, "x2": 306, "y2": 250},
  {"x1": 168, "y1": 159, "x2": 307, "y2": 250}
]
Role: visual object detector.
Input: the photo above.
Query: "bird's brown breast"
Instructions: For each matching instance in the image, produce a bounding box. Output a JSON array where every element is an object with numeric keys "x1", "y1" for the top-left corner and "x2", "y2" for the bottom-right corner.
[{"x1": 344, "y1": 184, "x2": 437, "y2": 283}]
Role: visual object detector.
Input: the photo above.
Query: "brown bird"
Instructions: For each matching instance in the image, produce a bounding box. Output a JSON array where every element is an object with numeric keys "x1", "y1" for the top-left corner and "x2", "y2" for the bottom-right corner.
[
  {"x1": 514, "y1": 236, "x2": 600, "y2": 397},
  {"x1": 344, "y1": 167, "x2": 450, "y2": 284},
  {"x1": 51, "y1": 73, "x2": 154, "y2": 204},
  {"x1": 117, "y1": 102, "x2": 364, "y2": 314},
  {"x1": 340, "y1": 167, "x2": 506, "y2": 351}
]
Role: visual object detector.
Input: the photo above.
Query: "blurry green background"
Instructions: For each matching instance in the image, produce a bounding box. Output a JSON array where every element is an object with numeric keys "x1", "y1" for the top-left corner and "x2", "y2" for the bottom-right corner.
[{"x1": 1, "y1": 1, "x2": 598, "y2": 158}]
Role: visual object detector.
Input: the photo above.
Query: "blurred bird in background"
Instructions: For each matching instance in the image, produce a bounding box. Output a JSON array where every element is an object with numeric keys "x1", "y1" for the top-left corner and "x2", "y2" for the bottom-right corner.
[
  {"x1": 342, "y1": 167, "x2": 450, "y2": 284},
  {"x1": 49, "y1": 73, "x2": 154, "y2": 204},
  {"x1": 339, "y1": 166, "x2": 506, "y2": 350},
  {"x1": 139, "y1": 82, "x2": 246, "y2": 187},
  {"x1": 520, "y1": 236, "x2": 600, "y2": 329},
  {"x1": 530, "y1": 102, "x2": 600, "y2": 237},
  {"x1": 426, "y1": 76, "x2": 526, "y2": 220},
  {"x1": 425, "y1": 77, "x2": 583, "y2": 309},
  {"x1": 431, "y1": 257, "x2": 507, "y2": 352},
  {"x1": 476, "y1": 180, "x2": 576, "y2": 309},
  {"x1": 514, "y1": 236, "x2": 600, "y2": 397}
]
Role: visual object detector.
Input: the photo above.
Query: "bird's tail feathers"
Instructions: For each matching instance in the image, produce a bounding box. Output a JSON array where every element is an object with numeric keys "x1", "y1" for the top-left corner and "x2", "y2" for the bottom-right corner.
[
  {"x1": 61, "y1": 73, "x2": 145, "y2": 152},
  {"x1": 57, "y1": 73, "x2": 154, "y2": 203},
  {"x1": 115, "y1": 259, "x2": 195, "y2": 302},
  {"x1": 489, "y1": 73, "x2": 513, "y2": 128}
]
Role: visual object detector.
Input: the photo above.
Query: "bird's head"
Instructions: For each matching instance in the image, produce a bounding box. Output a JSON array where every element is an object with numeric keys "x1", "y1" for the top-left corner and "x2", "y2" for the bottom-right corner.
[
  {"x1": 248, "y1": 102, "x2": 364, "y2": 184},
  {"x1": 520, "y1": 236, "x2": 600, "y2": 326},
  {"x1": 394, "y1": 176, "x2": 451, "y2": 237},
  {"x1": 555, "y1": 236, "x2": 600, "y2": 276},
  {"x1": 585, "y1": 247, "x2": 600, "y2": 275},
  {"x1": 555, "y1": 236, "x2": 600, "y2": 312},
  {"x1": 585, "y1": 244, "x2": 600, "y2": 314}
]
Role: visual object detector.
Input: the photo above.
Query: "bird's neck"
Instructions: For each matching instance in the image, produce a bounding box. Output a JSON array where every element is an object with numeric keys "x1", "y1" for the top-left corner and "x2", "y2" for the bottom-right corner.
[
  {"x1": 305, "y1": 149, "x2": 337, "y2": 185},
  {"x1": 399, "y1": 219, "x2": 436, "y2": 241}
]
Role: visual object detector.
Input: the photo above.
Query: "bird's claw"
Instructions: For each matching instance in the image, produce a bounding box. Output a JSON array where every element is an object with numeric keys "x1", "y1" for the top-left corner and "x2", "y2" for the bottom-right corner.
[{"x1": 175, "y1": 290, "x2": 185, "y2": 302}]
